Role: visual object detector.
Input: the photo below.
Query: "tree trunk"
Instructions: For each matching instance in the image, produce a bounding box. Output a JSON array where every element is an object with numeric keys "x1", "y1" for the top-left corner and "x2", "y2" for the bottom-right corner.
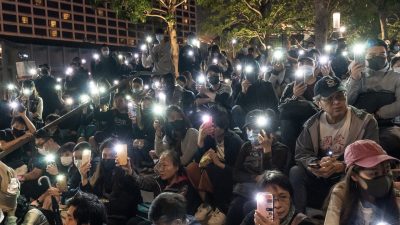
[
  {"x1": 168, "y1": 22, "x2": 179, "y2": 77},
  {"x1": 314, "y1": 0, "x2": 329, "y2": 51},
  {"x1": 379, "y1": 11, "x2": 388, "y2": 40}
]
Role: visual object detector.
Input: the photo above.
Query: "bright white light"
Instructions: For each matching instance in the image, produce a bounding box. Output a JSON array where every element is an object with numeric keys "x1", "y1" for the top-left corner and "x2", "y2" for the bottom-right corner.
[
  {"x1": 197, "y1": 75, "x2": 206, "y2": 84},
  {"x1": 255, "y1": 193, "x2": 264, "y2": 203},
  {"x1": 56, "y1": 174, "x2": 66, "y2": 182},
  {"x1": 202, "y1": 114, "x2": 211, "y2": 123},
  {"x1": 342, "y1": 51, "x2": 348, "y2": 57},
  {"x1": 90, "y1": 89, "x2": 99, "y2": 96},
  {"x1": 192, "y1": 39, "x2": 200, "y2": 48},
  {"x1": 256, "y1": 116, "x2": 269, "y2": 127},
  {"x1": 140, "y1": 44, "x2": 147, "y2": 51},
  {"x1": 224, "y1": 79, "x2": 230, "y2": 84},
  {"x1": 99, "y1": 86, "x2": 106, "y2": 94},
  {"x1": 7, "y1": 84, "x2": 15, "y2": 90},
  {"x1": 319, "y1": 55, "x2": 329, "y2": 65},
  {"x1": 324, "y1": 45, "x2": 333, "y2": 53},
  {"x1": 267, "y1": 45, "x2": 272, "y2": 49},
  {"x1": 29, "y1": 68, "x2": 37, "y2": 76},
  {"x1": 188, "y1": 50, "x2": 194, "y2": 57},
  {"x1": 81, "y1": 59, "x2": 87, "y2": 64},
  {"x1": 273, "y1": 50, "x2": 284, "y2": 60},
  {"x1": 212, "y1": 58, "x2": 218, "y2": 64},
  {"x1": 232, "y1": 39, "x2": 237, "y2": 45},
  {"x1": 23, "y1": 88, "x2": 32, "y2": 96},
  {"x1": 55, "y1": 84, "x2": 62, "y2": 91},
  {"x1": 56, "y1": 78, "x2": 62, "y2": 83},
  {"x1": 154, "y1": 81, "x2": 160, "y2": 88},
  {"x1": 261, "y1": 66, "x2": 268, "y2": 73},
  {"x1": 125, "y1": 95, "x2": 132, "y2": 100},
  {"x1": 236, "y1": 64, "x2": 242, "y2": 71},
  {"x1": 339, "y1": 26, "x2": 346, "y2": 33},
  {"x1": 65, "y1": 97, "x2": 74, "y2": 105},
  {"x1": 45, "y1": 154, "x2": 55, "y2": 163},
  {"x1": 9, "y1": 101, "x2": 18, "y2": 109},
  {"x1": 113, "y1": 80, "x2": 119, "y2": 85},
  {"x1": 127, "y1": 102, "x2": 134, "y2": 108},
  {"x1": 299, "y1": 49, "x2": 305, "y2": 55},
  {"x1": 353, "y1": 43, "x2": 366, "y2": 56},
  {"x1": 158, "y1": 92, "x2": 166, "y2": 102},
  {"x1": 79, "y1": 94, "x2": 90, "y2": 103},
  {"x1": 65, "y1": 67, "x2": 73, "y2": 75},
  {"x1": 376, "y1": 222, "x2": 389, "y2": 225},
  {"x1": 144, "y1": 84, "x2": 149, "y2": 90},
  {"x1": 114, "y1": 144, "x2": 124, "y2": 153},
  {"x1": 124, "y1": 60, "x2": 129, "y2": 65},
  {"x1": 118, "y1": 54, "x2": 123, "y2": 60},
  {"x1": 153, "y1": 104, "x2": 165, "y2": 116},
  {"x1": 244, "y1": 65, "x2": 254, "y2": 74},
  {"x1": 93, "y1": 53, "x2": 100, "y2": 60},
  {"x1": 88, "y1": 81, "x2": 96, "y2": 89},
  {"x1": 134, "y1": 53, "x2": 139, "y2": 59},
  {"x1": 146, "y1": 36, "x2": 153, "y2": 43}
]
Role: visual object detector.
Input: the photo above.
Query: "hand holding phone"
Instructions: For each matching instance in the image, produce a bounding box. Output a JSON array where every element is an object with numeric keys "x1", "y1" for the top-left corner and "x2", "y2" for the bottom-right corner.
[
  {"x1": 82, "y1": 149, "x2": 91, "y2": 165},
  {"x1": 116, "y1": 144, "x2": 128, "y2": 166},
  {"x1": 256, "y1": 192, "x2": 274, "y2": 221},
  {"x1": 308, "y1": 162, "x2": 321, "y2": 169}
]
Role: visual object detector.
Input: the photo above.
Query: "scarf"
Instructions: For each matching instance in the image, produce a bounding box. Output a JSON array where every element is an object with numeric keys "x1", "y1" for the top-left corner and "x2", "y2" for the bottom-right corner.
[{"x1": 280, "y1": 204, "x2": 296, "y2": 225}]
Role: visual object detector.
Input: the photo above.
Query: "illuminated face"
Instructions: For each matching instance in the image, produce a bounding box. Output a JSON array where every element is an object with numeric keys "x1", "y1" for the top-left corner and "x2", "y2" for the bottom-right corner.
[
  {"x1": 263, "y1": 185, "x2": 291, "y2": 221},
  {"x1": 64, "y1": 206, "x2": 78, "y2": 225},
  {"x1": 156, "y1": 154, "x2": 178, "y2": 181},
  {"x1": 102, "y1": 147, "x2": 116, "y2": 160},
  {"x1": 318, "y1": 91, "x2": 348, "y2": 120}
]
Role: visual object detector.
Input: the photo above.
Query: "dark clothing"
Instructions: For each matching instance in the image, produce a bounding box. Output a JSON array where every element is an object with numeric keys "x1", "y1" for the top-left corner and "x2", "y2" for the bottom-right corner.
[
  {"x1": 92, "y1": 56, "x2": 120, "y2": 83},
  {"x1": 0, "y1": 129, "x2": 34, "y2": 168},
  {"x1": 241, "y1": 210, "x2": 315, "y2": 225},
  {"x1": 331, "y1": 51, "x2": 350, "y2": 80},
  {"x1": 34, "y1": 75, "x2": 63, "y2": 118},
  {"x1": 179, "y1": 45, "x2": 202, "y2": 76},
  {"x1": 93, "y1": 108, "x2": 133, "y2": 141},
  {"x1": 234, "y1": 80, "x2": 279, "y2": 114},
  {"x1": 132, "y1": 115, "x2": 156, "y2": 147},
  {"x1": 64, "y1": 67, "x2": 89, "y2": 98},
  {"x1": 233, "y1": 141, "x2": 290, "y2": 184},
  {"x1": 196, "y1": 83, "x2": 232, "y2": 111}
]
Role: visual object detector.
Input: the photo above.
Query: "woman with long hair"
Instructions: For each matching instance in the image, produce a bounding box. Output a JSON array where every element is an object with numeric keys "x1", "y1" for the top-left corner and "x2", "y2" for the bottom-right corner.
[
  {"x1": 325, "y1": 139, "x2": 400, "y2": 225},
  {"x1": 18, "y1": 80, "x2": 44, "y2": 127}
]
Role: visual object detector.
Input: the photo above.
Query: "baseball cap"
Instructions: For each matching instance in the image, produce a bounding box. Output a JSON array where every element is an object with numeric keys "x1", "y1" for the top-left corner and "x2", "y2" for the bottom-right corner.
[
  {"x1": 314, "y1": 76, "x2": 346, "y2": 98},
  {"x1": 344, "y1": 140, "x2": 399, "y2": 170},
  {"x1": 243, "y1": 109, "x2": 277, "y2": 132}
]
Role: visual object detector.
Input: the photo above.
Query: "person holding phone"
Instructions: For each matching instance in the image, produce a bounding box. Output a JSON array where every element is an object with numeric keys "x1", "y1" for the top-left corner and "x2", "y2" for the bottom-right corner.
[
  {"x1": 290, "y1": 76, "x2": 379, "y2": 213},
  {"x1": 241, "y1": 170, "x2": 315, "y2": 225},
  {"x1": 227, "y1": 109, "x2": 289, "y2": 225}
]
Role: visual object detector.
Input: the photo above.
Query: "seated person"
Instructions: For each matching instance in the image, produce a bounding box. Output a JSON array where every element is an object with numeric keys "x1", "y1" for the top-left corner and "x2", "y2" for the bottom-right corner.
[
  {"x1": 0, "y1": 111, "x2": 36, "y2": 169},
  {"x1": 290, "y1": 76, "x2": 379, "y2": 213},
  {"x1": 64, "y1": 192, "x2": 107, "y2": 225},
  {"x1": 391, "y1": 54, "x2": 400, "y2": 72},
  {"x1": 186, "y1": 105, "x2": 243, "y2": 224},
  {"x1": 265, "y1": 50, "x2": 295, "y2": 98},
  {"x1": 241, "y1": 170, "x2": 315, "y2": 225},
  {"x1": 227, "y1": 109, "x2": 289, "y2": 225},
  {"x1": 232, "y1": 58, "x2": 279, "y2": 129},
  {"x1": 154, "y1": 105, "x2": 199, "y2": 166},
  {"x1": 346, "y1": 38, "x2": 400, "y2": 158},
  {"x1": 325, "y1": 140, "x2": 400, "y2": 225},
  {"x1": 130, "y1": 77, "x2": 148, "y2": 104},
  {"x1": 44, "y1": 114, "x2": 65, "y2": 145},
  {"x1": 131, "y1": 96, "x2": 156, "y2": 145},
  {"x1": 78, "y1": 138, "x2": 142, "y2": 223}
]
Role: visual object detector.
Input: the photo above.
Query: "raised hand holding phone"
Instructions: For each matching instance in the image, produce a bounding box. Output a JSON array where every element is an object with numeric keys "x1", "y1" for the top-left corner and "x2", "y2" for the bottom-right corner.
[
  {"x1": 115, "y1": 144, "x2": 128, "y2": 166},
  {"x1": 255, "y1": 192, "x2": 279, "y2": 225}
]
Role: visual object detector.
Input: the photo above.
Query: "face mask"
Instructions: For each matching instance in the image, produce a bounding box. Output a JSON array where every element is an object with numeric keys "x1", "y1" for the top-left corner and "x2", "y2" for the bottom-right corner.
[
  {"x1": 38, "y1": 147, "x2": 47, "y2": 156},
  {"x1": 299, "y1": 65, "x2": 314, "y2": 79},
  {"x1": 367, "y1": 56, "x2": 387, "y2": 71},
  {"x1": 246, "y1": 130, "x2": 260, "y2": 146},
  {"x1": 132, "y1": 88, "x2": 142, "y2": 94},
  {"x1": 74, "y1": 159, "x2": 82, "y2": 169},
  {"x1": 208, "y1": 76, "x2": 220, "y2": 85},
  {"x1": 61, "y1": 156, "x2": 73, "y2": 166},
  {"x1": 394, "y1": 67, "x2": 400, "y2": 73},
  {"x1": 102, "y1": 159, "x2": 116, "y2": 171},
  {"x1": 361, "y1": 175, "x2": 392, "y2": 198},
  {"x1": 12, "y1": 128, "x2": 25, "y2": 138},
  {"x1": 170, "y1": 120, "x2": 186, "y2": 132}
]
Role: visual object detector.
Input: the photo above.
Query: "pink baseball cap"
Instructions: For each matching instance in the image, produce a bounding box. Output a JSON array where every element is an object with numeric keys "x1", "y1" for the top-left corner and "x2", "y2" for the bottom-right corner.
[{"x1": 344, "y1": 139, "x2": 399, "y2": 169}]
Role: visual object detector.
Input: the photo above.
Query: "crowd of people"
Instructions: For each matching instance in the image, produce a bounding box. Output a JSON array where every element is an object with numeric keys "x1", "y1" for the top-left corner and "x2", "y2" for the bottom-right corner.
[{"x1": 0, "y1": 32, "x2": 400, "y2": 225}]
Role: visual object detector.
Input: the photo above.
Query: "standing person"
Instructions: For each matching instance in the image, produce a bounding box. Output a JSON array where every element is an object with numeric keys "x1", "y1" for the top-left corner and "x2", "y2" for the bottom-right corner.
[
  {"x1": 64, "y1": 57, "x2": 89, "y2": 100},
  {"x1": 179, "y1": 33, "x2": 202, "y2": 79},
  {"x1": 325, "y1": 140, "x2": 400, "y2": 225},
  {"x1": 18, "y1": 80, "x2": 44, "y2": 128},
  {"x1": 346, "y1": 38, "x2": 400, "y2": 159},
  {"x1": 91, "y1": 46, "x2": 120, "y2": 83},
  {"x1": 290, "y1": 76, "x2": 379, "y2": 213},
  {"x1": 142, "y1": 29, "x2": 174, "y2": 76}
]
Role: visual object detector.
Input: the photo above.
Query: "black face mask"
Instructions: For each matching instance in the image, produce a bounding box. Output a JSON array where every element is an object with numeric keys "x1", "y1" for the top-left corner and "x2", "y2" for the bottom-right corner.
[
  {"x1": 166, "y1": 120, "x2": 187, "y2": 139},
  {"x1": 102, "y1": 159, "x2": 116, "y2": 171},
  {"x1": 367, "y1": 56, "x2": 387, "y2": 71},
  {"x1": 208, "y1": 76, "x2": 220, "y2": 85},
  {"x1": 12, "y1": 128, "x2": 25, "y2": 138}
]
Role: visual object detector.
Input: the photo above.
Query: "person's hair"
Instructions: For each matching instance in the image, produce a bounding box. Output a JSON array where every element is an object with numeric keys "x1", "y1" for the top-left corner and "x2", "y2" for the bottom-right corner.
[
  {"x1": 366, "y1": 38, "x2": 388, "y2": 51},
  {"x1": 165, "y1": 105, "x2": 192, "y2": 156},
  {"x1": 67, "y1": 192, "x2": 107, "y2": 225},
  {"x1": 45, "y1": 114, "x2": 60, "y2": 124},
  {"x1": 11, "y1": 116, "x2": 27, "y2": 128},
  {"x1": 332, "y1": 165, "x2": 400, "y2": 225},
  {"x1": 391, "y1": 56, "x2": 400, "y2": 67},
  {"x1": 137, "y1": 96, "x2": 154, "y2": 130},
  {"x1": 73, "y1": 141, "x2": 91, "y2": 152},
  {"x1": 182, "y1": 71, "x2": 192, "y2": 81},
  {"x1": 21, "y1": 80, "x2": 39, "y2": 98},
  {"x1": 35, "y1": 129, "x2": 51, "y2": 140},
  {"x1": 132, "y1": 77, "x2": 143, "y2": 86},
  {"x1": 257, "y1": 170, "x2": 294, "y2": 198},
  {"x1": 206, "y1": 65, "x2": 221, "y2": 75},
  {"x1": 160, "y1": 150, "x2": 181, "y2": 169},
  {"x1": 90, "y1": 138, "x2": 118, "y2": 185},
  {"x1": 209, "y1": 105, "x2": 230, "y2": 130},
  {"x1": 99, "y1": 137, "x2": 117, "y2": 153},
  {"x1": 148, "y1": 192, "x2": 187, "y2": 224},
  {"x1": 210, "y1": 45, "x2": 220, "y2": 54},
  {"x1": 59, "y1": 142, "x2": 76, "y2": 155}
]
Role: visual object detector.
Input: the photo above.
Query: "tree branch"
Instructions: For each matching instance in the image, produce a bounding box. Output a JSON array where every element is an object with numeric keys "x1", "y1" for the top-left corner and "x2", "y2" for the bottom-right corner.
[
  {"x1": 242, "y1": 0, "x2": 262, "y2": 18},
  {"x1": 159, "y1": 0, "x2": 168, "y2": 8},
  {"x1": 174, "y1": 0, "x2": 186, "y2": 9},
  {"x1": 145, "y1": 12, "x2": 168, "y2": 22},
  {"x1": 152, "y1": 7, "x2": 167, "y2": 14}
]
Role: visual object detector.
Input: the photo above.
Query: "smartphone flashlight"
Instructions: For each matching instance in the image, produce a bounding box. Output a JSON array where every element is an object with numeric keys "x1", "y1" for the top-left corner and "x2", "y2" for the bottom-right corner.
[
  {"x1": 244, "y1": 65, "x2": 254, "y2": 74},
  {"x1": 202, "y1": 114, "x2": 211, "y2": 123},
  {"x1": 197, "y1": 75, "x2": 206, "y2": 84},
  {"x1": 65, "y1": 97, "x2": 74, "y2": 106},
  {"x1": 256, "y1": 116, "x2": 269, "y2": 128},
  {"x1": 65, "y1": 67, "x2": 73, "y2": 75},
  {"x1": 146, "y1": 36, "x2": 153, "y2": 43},
  {"x1": 55, "y1": 84, "x2": 62, "y2": 91},
  {"x1": 319, "y1": 55, "x2": 329, "y2": 65},
  {"x1": 236, "y1": 64, "x2": 242, "y2": 72},
  {"x1": 45, "y1": 154, "x2": 56, "y2": 163},
  {"x1": 79, "y1": 94, "x2": 90, "y2": 103},
  {"x1": 153, "y1": 104, "x2": 165, "y2": 116},
  {"x1": 212, "y1": 58, "x2": 218, "y2": 64},
  {"x1": 93, "y1": 53, "x2": 100, "y2": 60},
  {"x1": 9, "y1": 101, "x2": 18, "y2": 109},
  {"x1": 7, "y1": 84, "x2": 15, "y2": 91},
  {"x1": 188, "y1": 50, "x2": 194, "y2": 57}
]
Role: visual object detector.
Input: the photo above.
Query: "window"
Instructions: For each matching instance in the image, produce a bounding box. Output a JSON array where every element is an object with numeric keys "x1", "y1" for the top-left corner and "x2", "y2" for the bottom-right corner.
[
  {"x1": 34, "y1": 18, "x2": 46, "y2": 26},
  {"x1": 74, "y1": 15, "x2": 84, "y2": 22},
  {"x1": 128, "y1": 39, "x2": 135, "y2": 46},
  {"x1": 184, "y1": 19, "x2": 188, "y2": 24},
  {"x1": 86, "y1": 16, "x2": 95, "y2": 24},
  {"x1": 35, "y1": 28, "x2": 46, "y2": 36},
  {"x1": 98, "y1": 27, "x2": 107, "y2": 33},
  {"x1": 50, "y1": 20, "x2": 57, "y2": 28},
  {"x1": 62, "y1": 22, "x2": 73, "y2": 30},
  {"x1": 75, "y1": 33, "x2": 85, "y2": 40},
  {"x1": 63, "y1": 13, "x2": 71, "y2": 20},
  {"x1": 99, "y1": 36, "x2": 107, "y2": 42},
  {"x1": 50, "y1": 29, "x2": 58, "y2": 37},
  {"x1": 47, "y1": 1, "x2": 59, "y2": 9},
  {"x1": 4, "y1": 25, "x2": 17, "y2": 32},
  {"x1": 97, "y1": 9, "x2": 104, "y2": 16},
  {"x1": 2, "y1": 3, "x2": 16, "y2": 11},
  {"x1": 86, "y1": 25, "x2": 96, "y2": 33},
  {"x1": 20, "y1": 26, "x2": 32, "y2": 34},
  {"x1": 73, "y1": 6, "x2": 83, "y2": 13},
  {"x1": 18, "y1": 6, "x2": 31, "y2": 14},
  {"x1": 21, "y1": 16, "x2": 29, "y2": 24},
  {"x1": 63, "y1": 31, "x2": 73, "y2": 39},
  {"x1": 184, "y1": 5, "x2": 188, "y2": 10},
  {"x1": 3, "y1": 14, "x2": 17, "y2": 22},
  {"x1": 34, "y1": 0, "x2": 44, "y2": 6},
  {"x1": 33, "y1": 8, "x2": 45, "y2": 16},
  {"x1": 61, "y1": 4, "x2": 71, "y2": 11},
  {"x1": 75, "y1": 24, "x2": 84, "y2": 31},
  {"x1": 48, "y1": 11, "x2": 59, "y2": 18}
]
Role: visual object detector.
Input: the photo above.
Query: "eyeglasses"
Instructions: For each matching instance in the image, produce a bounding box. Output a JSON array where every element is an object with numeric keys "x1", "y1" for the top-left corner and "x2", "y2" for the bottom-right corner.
[
  {"x1": 320, "y1": 91, "x2": 346, "y2": 104},
  {"x1": 273, "y1": 195, "x2": 290, "y2": 203}
]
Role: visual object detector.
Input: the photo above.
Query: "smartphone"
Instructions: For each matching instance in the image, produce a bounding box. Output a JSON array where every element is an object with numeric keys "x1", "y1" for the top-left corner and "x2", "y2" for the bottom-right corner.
[
  {"x1": 116, "y1": 144, "x2": 128, "y2": 166},
  {"x1": 56, "y1": 174, "x2": 68, "y2": 191},
  {"x1": 82, "y1": 149, "x2": 91, "y2": 165},
  {"x1": 354, "y1": 53, "x2": 365, "y2": 64},
  {"x1": 256, "y1": 192, "x2": 274, "y2": 221},
  {"x1": 128, "y1": 102, "x2": 136, "y2": 117},
  {"x1": 308, "y1": 162, "x2": 321, "y2": 169}
]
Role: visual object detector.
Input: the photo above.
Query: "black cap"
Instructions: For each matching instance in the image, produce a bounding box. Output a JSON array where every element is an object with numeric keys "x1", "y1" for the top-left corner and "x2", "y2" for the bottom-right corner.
[
  {"x1": 314, "y1": 76, "x2": 346, "y2": 98},
  {"x1": 366, "y1": 38, "x2": 388, "y2": 50},
  {"x1": 243, "y1": 109, "x2": 277, "y2": 132}
]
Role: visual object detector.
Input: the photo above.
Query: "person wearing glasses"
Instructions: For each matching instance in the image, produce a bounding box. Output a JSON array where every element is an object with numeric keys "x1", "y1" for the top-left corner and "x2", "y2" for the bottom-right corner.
[
  {"x1": 289, "y1": 76, "x2": 379, "y2": 213},
  {"x1": 346, "y1": 38, "x2": 400, "y2": 160}
]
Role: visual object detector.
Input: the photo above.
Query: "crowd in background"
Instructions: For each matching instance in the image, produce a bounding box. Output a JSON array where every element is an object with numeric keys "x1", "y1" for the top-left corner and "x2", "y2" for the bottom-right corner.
[{"x1": 0, "y1": 32, "x2": 400, "y2": 225}]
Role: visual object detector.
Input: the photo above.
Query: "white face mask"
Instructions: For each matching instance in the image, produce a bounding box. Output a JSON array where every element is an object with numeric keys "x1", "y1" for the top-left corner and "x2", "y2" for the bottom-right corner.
[
  {"x1": 61, "y1": 156, "x2": 73, "y2": 167},
  {"x1": 0, "y1": 209, "x2": 4, "y2": 223},
  {"x1": 394, "y1": 67, "x2": 400, "y2": 73},
  {"x1": 74, "y1": 159, "x2": 82, "y2": 169}
]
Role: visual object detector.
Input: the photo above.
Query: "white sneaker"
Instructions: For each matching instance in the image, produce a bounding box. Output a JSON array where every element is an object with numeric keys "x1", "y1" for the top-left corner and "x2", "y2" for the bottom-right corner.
[
  {"x1": 208, "y1": 208, "x2": 226, "y2": 225},
  {"x1": 195, "y1": 204, "x2": 212, "y2": 221}
]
